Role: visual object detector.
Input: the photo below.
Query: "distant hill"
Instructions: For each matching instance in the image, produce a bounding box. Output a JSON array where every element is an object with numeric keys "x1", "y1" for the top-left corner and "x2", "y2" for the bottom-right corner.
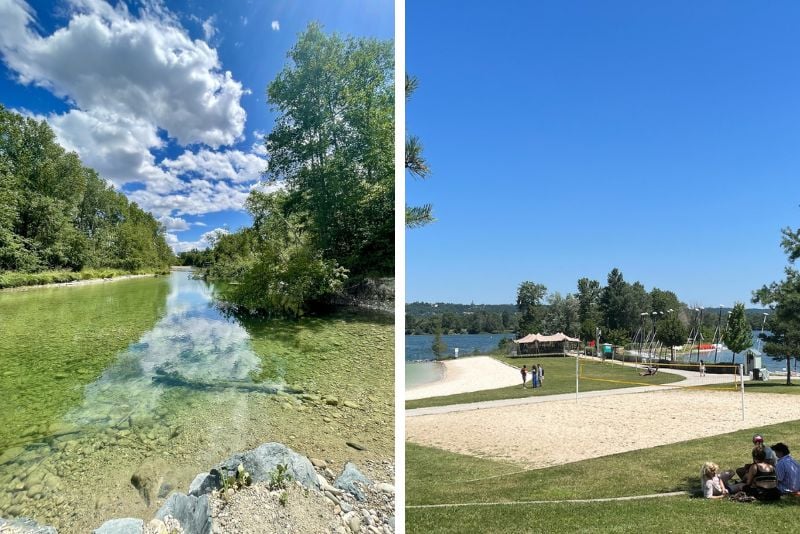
[{"x1": 406, "y1": 302, "x2": 517, "y2": 317}]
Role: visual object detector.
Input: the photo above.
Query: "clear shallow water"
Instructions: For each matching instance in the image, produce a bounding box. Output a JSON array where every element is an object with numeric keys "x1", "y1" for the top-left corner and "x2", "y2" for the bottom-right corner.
[{"x1": 0, "y1": 271, "x2": 393, "y2": 532}]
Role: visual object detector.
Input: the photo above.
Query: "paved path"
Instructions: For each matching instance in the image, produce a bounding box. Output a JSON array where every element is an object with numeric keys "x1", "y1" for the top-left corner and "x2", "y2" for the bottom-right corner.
[{"x1": 407, "y1": 364, "x2": 743, "y2": 417}]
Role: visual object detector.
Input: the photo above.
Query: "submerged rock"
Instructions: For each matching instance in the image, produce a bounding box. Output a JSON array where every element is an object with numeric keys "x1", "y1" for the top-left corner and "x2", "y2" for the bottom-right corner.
[
  {"x1": 0, "y1": 517, "x2": 58, "y2": 533},
  {"x1": 92, "y1": 518, "x2": 144, "y2": 534},
  {"x1": 216, "y1": 442, "x2": 318, "y2": 490}
]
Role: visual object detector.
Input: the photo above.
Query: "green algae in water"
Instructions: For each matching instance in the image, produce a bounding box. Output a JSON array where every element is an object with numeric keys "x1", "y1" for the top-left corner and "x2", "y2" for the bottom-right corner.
[
  {"x1": 0, "y1": 277, "x2": 170, "y2": 449},
  {"x1": 0, "y1": 271, "x2": 393, "y2": 532}
]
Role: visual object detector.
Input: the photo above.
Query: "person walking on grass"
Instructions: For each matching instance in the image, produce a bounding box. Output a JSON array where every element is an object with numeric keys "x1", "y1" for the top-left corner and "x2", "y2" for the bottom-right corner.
[
  {"x1": 772, "y1": 442, "x2": 800, "y2": 494},
  {"x1": 520, "y1": 365, "x2": 527, "y2": 388},
  {"x1": 532, "y1": 366, "x2": 539, "y2": 389},
  {"x1": 538, "y1": 364, "x2": 544, "y2": 386}
]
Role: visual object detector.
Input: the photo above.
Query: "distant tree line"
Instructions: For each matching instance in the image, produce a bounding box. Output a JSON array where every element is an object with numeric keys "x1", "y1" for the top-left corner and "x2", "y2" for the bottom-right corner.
[
  {"x1": 189, "y1": 25, "x2": 393, "y2": 317},
  {"x1": 0, "y1": 105, "x2": 174, "y2": 273},
  {"x1": 406, "y1": 267, "x2": 771, "y2": 346}
]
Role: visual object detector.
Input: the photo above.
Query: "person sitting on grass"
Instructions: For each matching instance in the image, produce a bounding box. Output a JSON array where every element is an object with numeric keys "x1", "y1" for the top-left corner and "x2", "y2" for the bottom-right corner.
[
  {"x1": 772, "y1": 442, "x2": 800, "y2": 494},
  {"x1": 639, "y1": 366, "x2": 658, "y2": 376},
  {"x1": 736, "y1": 434, "x2": 777, "y2": 479},
  {"x1": 701, "y1": 462, "x2": 730, "y2": 499},
  {"x1": 729, "y1": 446, "x2": 780, "y2": 501}
]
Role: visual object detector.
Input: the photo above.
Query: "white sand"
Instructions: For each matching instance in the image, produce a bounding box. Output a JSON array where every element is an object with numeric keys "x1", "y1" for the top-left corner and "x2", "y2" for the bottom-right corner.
[
  {"x1": 406, "y1": 356, "x2": 524, "y2": 400},
  {"x1": 406, "y1": 389, "x2": 800, "y2": 468}
]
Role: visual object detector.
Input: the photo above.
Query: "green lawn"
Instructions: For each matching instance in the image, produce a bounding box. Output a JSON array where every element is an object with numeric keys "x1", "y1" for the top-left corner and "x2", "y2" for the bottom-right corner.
[
  {"x1": 406, "y1": 419, "x2": 800, "y2": 533},
  {"x1": 744, "y1": 381, "x2": 800, "y2": 394},
  {"x1": 406, "y1": 356, "x2": 682, "y2": 409}
]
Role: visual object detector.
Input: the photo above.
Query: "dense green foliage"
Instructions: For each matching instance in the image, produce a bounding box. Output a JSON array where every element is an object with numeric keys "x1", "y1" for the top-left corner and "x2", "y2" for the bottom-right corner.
[
  {"x1": 657, "y1": 311, "x2": 689, "y2": 358},
  {"x1": 723, "y1": 302, "x2": 752, "y2": 362},
  {"x1": 200, "y1": 25, "x2": 393, "y2": 316},
  {"x1": 407, "y1": 269, "x2": 769, "y2": 345},
  {"x1": 0, "y1": 105, "x2": 174, "y2": 274},
  {"x1": 753, "y1": 224, "x2": 800, "y2": 384}
]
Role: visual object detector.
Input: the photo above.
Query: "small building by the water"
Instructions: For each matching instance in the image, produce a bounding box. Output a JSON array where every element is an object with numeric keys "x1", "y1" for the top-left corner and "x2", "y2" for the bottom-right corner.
[{"x1": 512, "y1": 332, "x2": 581, "y2": 356}]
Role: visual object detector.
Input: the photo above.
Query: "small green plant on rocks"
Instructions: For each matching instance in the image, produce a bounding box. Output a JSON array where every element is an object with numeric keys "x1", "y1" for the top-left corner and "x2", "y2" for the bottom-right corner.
[
  {"x1": 221, "y1": 463, "x2": 252, "y2": 494},
  {"x1": 279, "y1": 490, "x2": 289, "y2": 507},
  {"x1": 268, "y1": 463, "x2": 292, "y2": 491}
]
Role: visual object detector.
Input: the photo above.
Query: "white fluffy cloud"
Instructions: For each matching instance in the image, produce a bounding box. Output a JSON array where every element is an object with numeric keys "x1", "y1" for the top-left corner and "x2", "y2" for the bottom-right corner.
[
  {"x1": 130, "y1": 180, "x2": 252, "y2": 218},
  {"x1": 166, "y1": 227, "x2": 229, "y2": 253},
  {"x1": 0, "y1": 0, "x2": 270, "y2": 221},
  {"x1": 0, "y1": 0, "x2": 246, "y2": 147},
  {"x1": 271, "y1": 20, "x2": 280, "y2": 31},
  {"x1": 162, "y1": 148, "x2": 265, "y2": 183},
  {"x1": 158, "y1": 216, "x2": 190, "y2": 232}
]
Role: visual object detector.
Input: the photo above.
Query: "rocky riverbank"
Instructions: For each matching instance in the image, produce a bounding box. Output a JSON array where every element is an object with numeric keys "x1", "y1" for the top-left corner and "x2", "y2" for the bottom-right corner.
[{"x1": 0, "y1": 442, "x2": 394, "y2": 534}]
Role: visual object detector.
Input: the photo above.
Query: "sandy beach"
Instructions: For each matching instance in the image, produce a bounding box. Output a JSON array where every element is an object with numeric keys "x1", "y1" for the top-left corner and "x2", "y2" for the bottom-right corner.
[
  {"x1": 406, "y1": 388, "x2": 800, "y2": 468},
  {"x1": 406, "y1": 356, "x2": 523, "y2": 400}
]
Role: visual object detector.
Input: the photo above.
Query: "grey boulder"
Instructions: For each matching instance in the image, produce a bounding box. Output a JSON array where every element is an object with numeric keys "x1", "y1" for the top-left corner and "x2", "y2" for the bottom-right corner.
[
  {"x1": 92, "y1": 518, "x2": 143, "y2": 534},
  {"x1": 216, "y1": 442, "x2": 318, "y2": 490},
  {"x1": 333, "y1": 462, "x2": 372, "y2": 501},
  {"x1": 155, "y1": 493, "x2": 211, "y2": 534},
  {"x1": 0, "y1": 517, "x2": 58, "y2": 534}
]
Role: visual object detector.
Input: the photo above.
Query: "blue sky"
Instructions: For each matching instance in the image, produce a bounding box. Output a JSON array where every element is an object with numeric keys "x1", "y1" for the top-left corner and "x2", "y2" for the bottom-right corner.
[
  {"x1": 0, "y1": 0, "x2": 392, "y2": 251},
  {"x1": 406, "y1": 0, "x2": 800, "y2": 307}
]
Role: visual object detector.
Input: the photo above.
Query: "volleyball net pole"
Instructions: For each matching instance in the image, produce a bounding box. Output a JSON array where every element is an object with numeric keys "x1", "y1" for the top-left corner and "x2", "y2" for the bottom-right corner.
[
  {"x1": 575, "y1": 352, "x2": 579, "y2": 403},
  {"x1": 740, "y1": 363, "x2": 745, "y2": 421}
]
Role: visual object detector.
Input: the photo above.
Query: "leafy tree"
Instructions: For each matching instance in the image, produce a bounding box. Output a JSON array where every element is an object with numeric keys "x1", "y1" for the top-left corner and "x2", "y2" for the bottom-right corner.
[
  {"x1": 543, "y1": 292, "x2": 580, "y2": 337},
  {"x1": 723, "y1": 302, "x2": 752, "y2": 365},
  {"x1": 0, "y1": 105, "x2": 173, "y2": 273},
  {"x1": 227, "y1": 191, "x2": 347, "y2": 317},
  {"x1": 431, "y1": 322, "x2": 448, "y2": 360},
  {"x1": 405, "y1": 74, "x2": 433, "y2": 228},
  {"x1": 265, "y1": 23, "x2": 394, "y2": 276},
  {"x1": 753, "y1": 227, "x2": 800, "y2": 385},
  {"x1": 516, "y1": 281, "x2": 547, "y2": 336},
  {"x1": 657, "y1": 311, "x2": 688, "y2": 360}
]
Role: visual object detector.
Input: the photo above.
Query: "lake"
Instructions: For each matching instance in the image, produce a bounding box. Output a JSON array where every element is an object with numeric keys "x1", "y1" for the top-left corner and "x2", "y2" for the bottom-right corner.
[
  {"x1": 405, "y1": 333, "x2": 513, "y2": 388},
  {"x1": 0, "y1": 270, "x2": 393, "y2": 532}
]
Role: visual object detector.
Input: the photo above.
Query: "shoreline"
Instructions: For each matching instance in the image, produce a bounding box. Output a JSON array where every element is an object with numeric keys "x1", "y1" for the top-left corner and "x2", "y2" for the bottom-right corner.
[
  {"x1": 405, "y1": 356, "x2": 520, "y2": 401},
  {"x1": 0, "y1": 273, "x2": 162, "y2": 293}
]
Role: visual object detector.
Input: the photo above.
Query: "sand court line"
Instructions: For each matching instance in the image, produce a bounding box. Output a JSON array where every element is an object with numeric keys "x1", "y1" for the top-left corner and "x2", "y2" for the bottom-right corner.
[
  {"x1": 406, "y1": 491, "x2": 689, "y2": 509},
  {"x1": 406, "y1": 389, "x2": 800, "y2": 469}
]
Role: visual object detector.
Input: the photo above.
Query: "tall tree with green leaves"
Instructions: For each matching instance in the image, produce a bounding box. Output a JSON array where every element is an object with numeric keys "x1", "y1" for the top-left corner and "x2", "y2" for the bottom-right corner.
[
  {"x1": 431, "y1": 319, "x2": 448, "y2": 360},
  {"x1": 405, "y1": 74, "x2": 433, "y2": 228},
  {"x1": 723, "y1": 302, "x2": 752, "y2": 365},
  {"x1": 657, "y1": 311, "x2": 688, "y2": 360},
  {"x1": 516, "y1": 281, "x2": 547, "y2": 336},
  {"x1": 753, "y1": 226, "x2": 800, "y2": 385},
  {"x1": 266, "y1": 23, "x2": 394, "y2": 276}
]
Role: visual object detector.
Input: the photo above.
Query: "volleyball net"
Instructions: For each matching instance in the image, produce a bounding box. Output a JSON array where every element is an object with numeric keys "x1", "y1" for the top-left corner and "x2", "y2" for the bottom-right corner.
[{"x1": 577, "y1": 358, "x2": 741, "y2": 391}]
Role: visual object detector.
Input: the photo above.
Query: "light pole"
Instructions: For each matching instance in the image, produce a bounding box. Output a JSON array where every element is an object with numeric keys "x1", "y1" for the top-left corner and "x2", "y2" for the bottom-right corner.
[
  {"x1": 713, "y1": 305, "x2": 723, "y2": 363},
  {"x1": 758, "y1": 313, "x2": 769, "y2": 353}
]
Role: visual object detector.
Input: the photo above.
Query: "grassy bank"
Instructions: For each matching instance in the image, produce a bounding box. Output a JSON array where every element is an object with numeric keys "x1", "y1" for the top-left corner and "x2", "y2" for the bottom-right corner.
[
  {"x1": 0, "y1": 268, "x2": 170, "y2": 289},
  {"x1": 406, "y1": 356, "x2": 682, "y2": 409},
  {"x1": 407, "y1": 419, "x2": 800, "y2": 533}
]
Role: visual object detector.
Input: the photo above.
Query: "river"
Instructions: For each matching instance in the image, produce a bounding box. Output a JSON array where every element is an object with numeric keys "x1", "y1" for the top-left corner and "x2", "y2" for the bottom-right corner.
[{"x1": 0, "y1": 270, "x2": 393, "y2": 532}]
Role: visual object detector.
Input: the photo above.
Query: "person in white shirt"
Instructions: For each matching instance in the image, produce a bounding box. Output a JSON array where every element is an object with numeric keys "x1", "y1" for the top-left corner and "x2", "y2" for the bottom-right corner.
[{"x1": 700, "y1": 462, "x2": 729, "y2": 499}]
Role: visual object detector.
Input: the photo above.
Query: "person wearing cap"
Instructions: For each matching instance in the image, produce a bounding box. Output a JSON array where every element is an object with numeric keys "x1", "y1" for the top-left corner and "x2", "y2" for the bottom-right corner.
[
  {"x1": 735, "y1": 434, "x2": 777, "y2": 479},
  {"x1": 772, "y1": 442, "x2": 800, "y2": 494}
]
